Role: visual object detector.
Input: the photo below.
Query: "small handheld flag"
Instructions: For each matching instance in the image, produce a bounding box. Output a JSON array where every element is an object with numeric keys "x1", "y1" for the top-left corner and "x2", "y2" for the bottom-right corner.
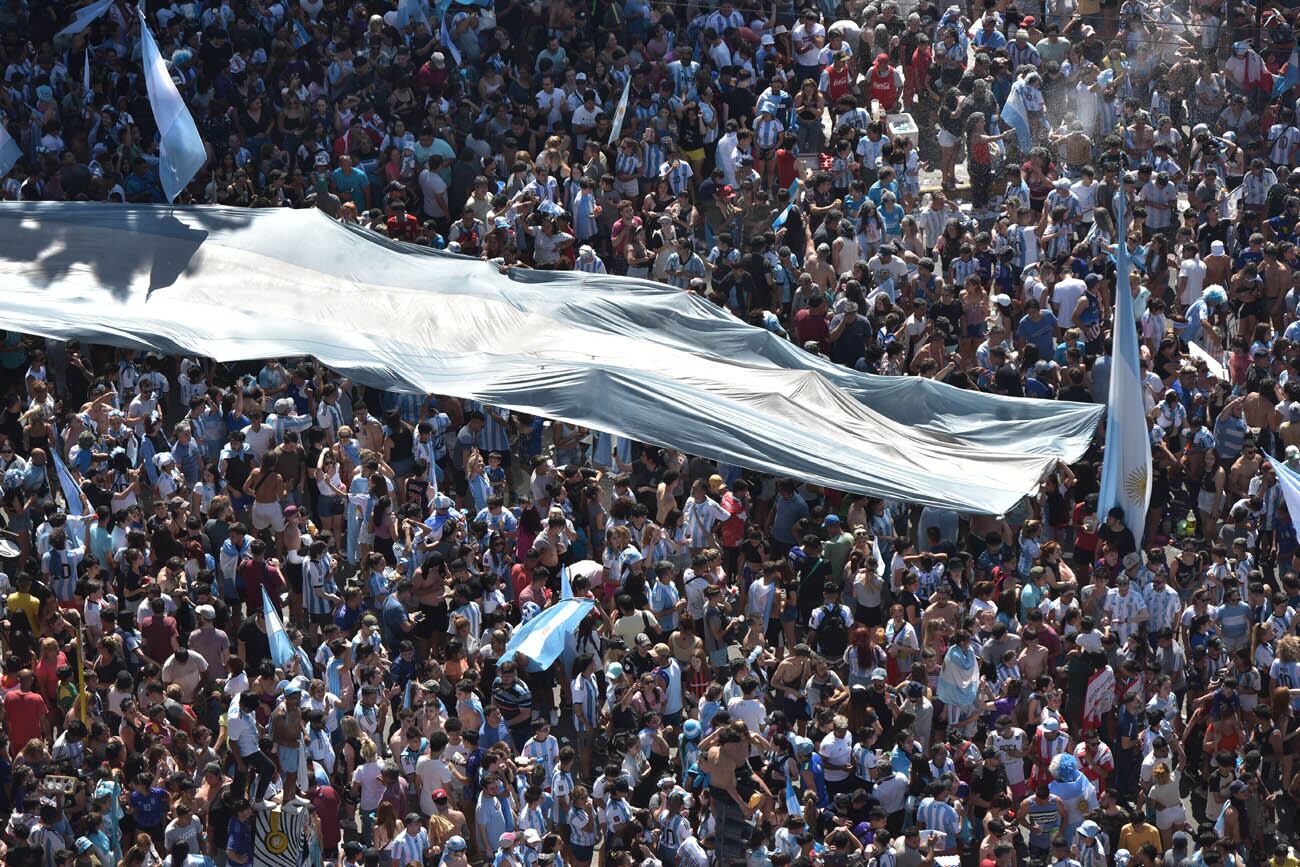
[{"x1": 608, "y1": 76, "x2": 632, "y2": 145}]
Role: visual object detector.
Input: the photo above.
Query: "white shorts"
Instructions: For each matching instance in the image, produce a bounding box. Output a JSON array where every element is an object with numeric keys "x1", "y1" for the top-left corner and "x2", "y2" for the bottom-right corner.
[
  {"x1": 938, "y1": 129, "x2": 959, "y2": 149},
  {"x1": 251, "y1": 501, "x2": 285, "y2": 532}
]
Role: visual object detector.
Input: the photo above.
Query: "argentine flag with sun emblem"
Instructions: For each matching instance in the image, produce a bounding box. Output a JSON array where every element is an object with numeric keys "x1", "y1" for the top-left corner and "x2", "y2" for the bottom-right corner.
[{"x1": 1097, "y1": 192, "x2": 1152, "y2": 541}]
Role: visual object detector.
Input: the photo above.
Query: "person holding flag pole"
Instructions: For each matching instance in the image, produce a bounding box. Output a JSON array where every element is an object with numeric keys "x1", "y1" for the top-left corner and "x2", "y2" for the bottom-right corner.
[{"x1": 1095, "y1": 189, "x2": 1152, "y2": 550}]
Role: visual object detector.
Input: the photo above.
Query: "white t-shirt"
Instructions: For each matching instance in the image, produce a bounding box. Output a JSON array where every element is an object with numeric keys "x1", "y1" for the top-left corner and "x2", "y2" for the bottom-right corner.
[
  {"x1": 419, "y1": 169, "x2": 449, "y2": 218},
  {"x1": 241, "y1": 423, "x2": 277, "y2": 458},
  {"x1": 819, "y1": 731, "x2": 853, "y2": 782},
  {"x1": 352, "y1": 761, "x2": 386, "y2": 811},
  {"x1": 1178, "y1": 256, "x2": 1208, "y2": 306},
  {"x1": 1052, "y1": 277, "x2": 1087, "y2": 328},
  {"x1": 415, "y1": 756, "x2": 454, "y2": 815}
]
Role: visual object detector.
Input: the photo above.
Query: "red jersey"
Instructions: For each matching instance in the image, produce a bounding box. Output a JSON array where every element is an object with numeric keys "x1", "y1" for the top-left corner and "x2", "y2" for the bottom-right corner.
[
  {"x1": 4, "y1": 687, "x2": 48, "y2": 750},
  {"x1": 824, "y1": 63, "x2": 853, "y2": 102},
  {"x1": 868, "y1": 65, "x2": 900, "y2": 110}
]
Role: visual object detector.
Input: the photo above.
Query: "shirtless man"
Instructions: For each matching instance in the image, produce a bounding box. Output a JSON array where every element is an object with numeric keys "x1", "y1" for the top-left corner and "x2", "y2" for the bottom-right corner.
[
  {"x1": 1017, "y1": 630, "x2": 1050, "y2": 683},
  {"x1": 922, "y1": 586, "x2": 963, "y2": 634},
  {"x1": 271, "y1": 685, "x2": 306, "y2": 799},
  {"x1": 410, "y1": 554, "x2": 450, "y2": 657},
  {"x1": 1227, "y1": 440, "x2": 1261, "y2": 502},
  {"x1": 352, "y1": 403, "x2": 386, "y2": 454},
  {"x1": 1261, "y1": 243, "x2": 1291, "y2": 327},
  {"x1": 244, "y1": 453, "x2": 287, "y2": 553},
  {"x1": 698, "y1": 721, "x2": 773, "y2": 822}
]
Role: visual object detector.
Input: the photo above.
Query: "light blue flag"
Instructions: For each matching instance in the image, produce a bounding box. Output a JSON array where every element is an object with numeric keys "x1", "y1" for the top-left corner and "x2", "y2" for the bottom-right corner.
[
  {"x1": 84, "y1": 47, "x2": 91, "y2": 96},
  {"x1": 138, "y1": 8, "x2": 206, "y2": 202},
  {"x1": 608, "y1": 76, "x2": 632, "y2": 145},
  {"x1": 1268, "y1": 456, "x2": 1300, "y2": 539},
  {"x1": 1276, "y1": 45, "x2": 1300, "y2": 99},
  {"x1": 560, "y1": 564, "x2": 573, "y2": 600},
  {"x1": 999, "y1": 79, "x2": 1033, "y2": 152},
  {"x1": 50, "y1": 449, "x2": 85, "y2": 517},
  {"x1": 262, "y1": 586, "x2": 314, "y2": 678},
  {"x1": 503, "y1": 598, "x2": 595, "y2": 671},
  {"x1": 773, "y1": 178, "x2": 801, "y2": 229},
  {"x1": 785, "y1": 775, "x2": 803, "y2": 820},
  {"x1": 396, "y1": 0, "x2": 430, "y2": 28},
  {"x1": 56, "y1": 0, "x2": 116, "y2": 38},
  {"x1": 1096, "y1": 191, "x2": 1151, "y2": 541},
  {"x1": 0, "y1": 120, "x2": 22, "y2": 178},
  {"x1": 403, "y1": 679, "x2": 416, "y2": 710},
  {"x1": 440, "y1": 14, "x2": 462, "y2": 64}
]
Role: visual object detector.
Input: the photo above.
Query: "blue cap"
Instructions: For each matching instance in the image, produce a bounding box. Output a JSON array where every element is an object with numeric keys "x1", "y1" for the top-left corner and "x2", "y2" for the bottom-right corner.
[
  {"x1": 822, "y1": 515, "x2": 841, "y2": 527},
  {"x1": 447, "y1": 836, "x2": 467, "y2": 852}
]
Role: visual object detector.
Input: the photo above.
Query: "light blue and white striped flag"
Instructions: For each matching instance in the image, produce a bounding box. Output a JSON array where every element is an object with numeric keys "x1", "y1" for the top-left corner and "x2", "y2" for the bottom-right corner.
[
  {"x1": 51, "y1": 449, "x2": 85, "y2": 518},
  {"x1": 263, "y1": 586, "x2": 314, "y2": 678},
  {"x1": 1269, "y1": 456, "x2": 1300, "y2": 541},
  {"x1": 608, "y1": 76, "x2": 632, "y2": 145},
  {"x1": 773, "y1": 178, "x2": 801, "y2": 229},
  {"x1": 440, "y1": 12, "x2": 462, "y2": 65},
  {"x1": 999, "y1": 78, "x2": 1033, "y2": 151},
  {"x1": 56, "y1": 0, "x2": 116, "y2": 38},
  {"x1": 0, "y1": 121, "x2": 22, "y2": 178},
  {"x1": 1096, "y1": 191, "x2": 1151, "y2": 540},
  {"x1": 503, "y1": 598, "x2": 594, "y2": 671},
  {"x1": 138, "y1": 7, "x2": 206, "y2": 202}
]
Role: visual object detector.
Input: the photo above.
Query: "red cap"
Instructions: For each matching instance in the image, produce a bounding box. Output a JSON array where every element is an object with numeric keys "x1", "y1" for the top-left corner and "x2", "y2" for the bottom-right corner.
[
  {"x1": 1022, "y1": 15, "x2": 1036, "y2": 25},
  {"x1": 876, "y1": 52, "x2": 889, "y2": 61},
  {"x1": 433, "y1": 788, "x2": 449, "y2": 799}
]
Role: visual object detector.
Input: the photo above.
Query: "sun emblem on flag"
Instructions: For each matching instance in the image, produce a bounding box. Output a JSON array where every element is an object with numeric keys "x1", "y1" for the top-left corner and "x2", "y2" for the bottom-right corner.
[{"x1": 1124, "y1": 467, "x2": 1148, "y2": 502}]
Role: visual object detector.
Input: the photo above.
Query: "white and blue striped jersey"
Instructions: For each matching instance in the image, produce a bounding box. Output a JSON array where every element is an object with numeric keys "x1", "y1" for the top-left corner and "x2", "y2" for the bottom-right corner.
[
  {"x1": 387, "y1": 828, "x2": 428, "y2": 867},
  {"x1": 303, "y1": 555, "x2": 337, "y2": 616},
  {"x1": 572, "y1": 674, "x2": 599, "y2": 732},
  {"x1": 43, "y1": 544, "x2": 85, "y2": 602},
  {"x1": 916, "y1": 796, "x2": 960, "y2": 850},
  {"x1": 523, "y1": 734, "x2": 560, "y2": 779},
  {"x1": 569, "y1": 807, "x2": 598, "y2": 846}
]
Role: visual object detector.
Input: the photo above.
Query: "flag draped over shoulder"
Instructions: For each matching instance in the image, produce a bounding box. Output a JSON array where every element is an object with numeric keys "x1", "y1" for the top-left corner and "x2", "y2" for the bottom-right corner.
[
  {"x1": 138, "y1": 8, "x2": 206, "y2": 202},
  {"x1": 1000, "y1": 79, "x2": 1033, "y2": 151},
  {"x1": 936, "y1": 644, "x2": 979, "y2": 708},
  {"x1": 503, "y1": 598, "x2": 595, "y2": 671},
  {"x1": 1096, "y1": 192, "x2": 1152, "y2": 541}
]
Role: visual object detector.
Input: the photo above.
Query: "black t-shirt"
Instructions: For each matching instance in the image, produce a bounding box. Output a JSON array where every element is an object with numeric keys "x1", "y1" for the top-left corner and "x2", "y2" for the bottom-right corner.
[
  {"x1": 1098, "y1": 523, "x2": 1137, "y2": 557},
  {"x1": 969, "y1": 763, "x2": 1009, "y2": 809},
  {"x1": 236, "y1": 618, "x2": 272, "y2": 671}
]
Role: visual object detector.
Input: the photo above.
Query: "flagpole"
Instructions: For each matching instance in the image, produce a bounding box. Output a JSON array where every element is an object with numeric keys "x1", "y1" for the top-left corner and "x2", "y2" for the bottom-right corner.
[{"x1": 77, "y1": 614, "x2": 88, "y2": 724}]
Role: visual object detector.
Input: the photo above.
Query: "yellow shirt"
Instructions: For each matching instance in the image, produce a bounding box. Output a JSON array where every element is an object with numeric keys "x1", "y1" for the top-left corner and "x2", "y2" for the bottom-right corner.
[
  {"x1": 1118, "y1": 822, "x2": 1161, "y2": 855},
  {"x1": 6, "y1": 591, "x2": 40, "y2": 630}
]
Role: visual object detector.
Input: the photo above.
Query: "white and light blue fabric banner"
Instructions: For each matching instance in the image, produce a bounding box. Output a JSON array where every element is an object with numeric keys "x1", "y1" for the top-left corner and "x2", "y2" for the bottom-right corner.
[
  {"x1": 0, "y1": 121, "x2": 21, "y2": 178},
  {"x1": 0, "y1": 203, "x2": 1103, "y2": 514},
  {"x1": 1096, "y1": 192, "x2": 1151, "y2": 540},
  {"x1": 138, "y1": 7, "x2": 206, "y2": 202},
  {"x1": 56, "y1": 0, "x2": 116, "y2": 38},
  {"x1": 503, "y1": 598, "x2": 595, "y2": 671}
]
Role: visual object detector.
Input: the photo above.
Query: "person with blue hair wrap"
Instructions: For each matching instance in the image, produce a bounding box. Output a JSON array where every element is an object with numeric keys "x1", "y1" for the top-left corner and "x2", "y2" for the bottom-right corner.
[{"x1": 1048, "y1": 753, "x2": 1097, "y2": 842}]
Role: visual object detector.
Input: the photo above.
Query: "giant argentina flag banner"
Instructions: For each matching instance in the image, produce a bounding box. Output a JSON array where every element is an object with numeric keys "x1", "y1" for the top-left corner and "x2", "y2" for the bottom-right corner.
[
  {"x1": 138, "y1": 7, "x2": 206, "y2": 202},
  {"x1": 999, "y1": 78, "x2": 1034, "y2": 151},
  {"x1": 503, "y1": 597, "x2": 595, "y2": 671},
  {"x1": 253, "y1": 803, "x2": 308, "y2": 867},
  {"x1": 1096, "y1": 192, "x2": 1151, "y2": 539},
  {"x1": 262, "y1": 587, "x2": 314, "y2": 678}
]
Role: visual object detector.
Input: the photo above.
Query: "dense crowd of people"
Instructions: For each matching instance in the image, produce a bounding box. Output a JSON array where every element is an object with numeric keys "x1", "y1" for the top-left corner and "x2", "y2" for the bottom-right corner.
[{"x1": 12, "y1": 1, "x2": 1300, "y2": 867}]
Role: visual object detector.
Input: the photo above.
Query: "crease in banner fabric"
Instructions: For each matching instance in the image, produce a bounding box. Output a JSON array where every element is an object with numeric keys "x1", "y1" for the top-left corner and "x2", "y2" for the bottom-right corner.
[{"x1": 0, "y1": 203, "x2": 1103, "y2": 514}]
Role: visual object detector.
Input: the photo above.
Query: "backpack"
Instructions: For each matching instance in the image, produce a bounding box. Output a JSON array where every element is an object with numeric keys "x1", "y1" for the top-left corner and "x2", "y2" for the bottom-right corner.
[{"x1": 816, "y1": 604, "x2": 849, "y2": 659}]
